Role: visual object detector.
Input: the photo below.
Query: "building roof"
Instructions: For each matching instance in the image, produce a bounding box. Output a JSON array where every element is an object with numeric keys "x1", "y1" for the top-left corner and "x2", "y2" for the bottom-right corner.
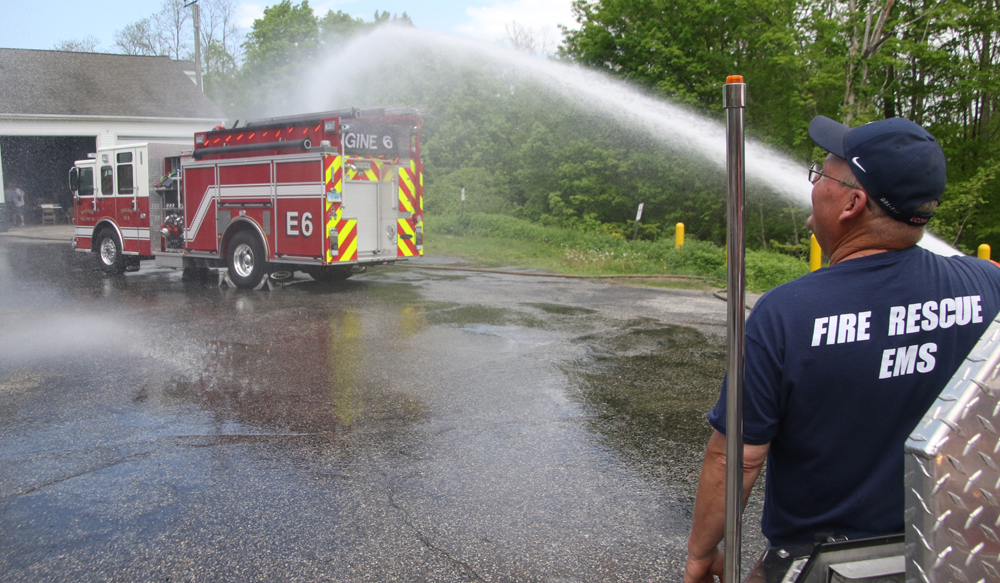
[{"x1": 0, "y1": 48, "x2": 225, "y2": 120}]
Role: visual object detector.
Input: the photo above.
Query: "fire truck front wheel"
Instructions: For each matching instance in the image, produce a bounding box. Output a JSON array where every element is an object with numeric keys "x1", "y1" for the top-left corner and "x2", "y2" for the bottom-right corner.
[
  {"x1": 227, "y1": 231, "x2": 268, "y2": 289},
  {"x1": 95, "y1": 229, "x2": 126, "y2": 275}
]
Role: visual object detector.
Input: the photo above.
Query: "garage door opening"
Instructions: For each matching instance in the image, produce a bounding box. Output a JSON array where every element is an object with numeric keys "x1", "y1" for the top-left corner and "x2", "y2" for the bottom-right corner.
[{"x1": 2, "y1": 135, "x2": 96, "y2": 223}]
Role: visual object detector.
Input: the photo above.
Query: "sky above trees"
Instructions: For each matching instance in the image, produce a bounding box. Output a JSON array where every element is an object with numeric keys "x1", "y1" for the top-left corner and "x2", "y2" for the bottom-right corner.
[{"x1": 0, "y1": 0, "x2": 576, "y2": 54}]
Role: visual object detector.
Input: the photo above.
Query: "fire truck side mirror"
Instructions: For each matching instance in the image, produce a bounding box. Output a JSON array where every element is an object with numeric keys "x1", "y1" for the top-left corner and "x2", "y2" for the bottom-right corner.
[{"x1": 69, "y1": 167, "x2": 79, "y2": 194}]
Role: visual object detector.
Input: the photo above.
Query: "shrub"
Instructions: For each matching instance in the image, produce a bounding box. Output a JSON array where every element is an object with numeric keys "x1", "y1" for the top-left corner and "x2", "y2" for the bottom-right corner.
[
  {"x1": 746, "y1": 249, "x2": 809, "y2": 291},
  {"x1": 657, "y1": 239, "x2": 726, "y2": 278}
]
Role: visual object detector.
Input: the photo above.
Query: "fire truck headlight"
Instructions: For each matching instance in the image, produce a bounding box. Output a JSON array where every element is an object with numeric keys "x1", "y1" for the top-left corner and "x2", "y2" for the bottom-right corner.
[{"x1": 324, "y1": 121, "x2": 337, "y2": 133}]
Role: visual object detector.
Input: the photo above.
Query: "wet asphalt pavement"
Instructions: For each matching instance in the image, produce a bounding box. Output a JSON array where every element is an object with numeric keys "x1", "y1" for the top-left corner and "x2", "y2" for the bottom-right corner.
[{"x1": 0, "y1": 236, "x2": 764, "y2": 582}]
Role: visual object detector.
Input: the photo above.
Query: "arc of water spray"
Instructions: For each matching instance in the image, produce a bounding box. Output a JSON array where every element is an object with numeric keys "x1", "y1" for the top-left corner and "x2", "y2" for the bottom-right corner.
[{"x1": 302, "y1": 26, "x2": 958, "y2": 256}]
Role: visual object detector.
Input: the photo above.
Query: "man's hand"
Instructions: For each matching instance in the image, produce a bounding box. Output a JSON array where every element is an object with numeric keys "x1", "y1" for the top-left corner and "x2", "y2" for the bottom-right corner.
[
  {"x1": 684, "y1": 430, "x2": 769, "y2": 583},
  {"x1": 684, "y1": 547, "x2": 724, "y2": 583}
]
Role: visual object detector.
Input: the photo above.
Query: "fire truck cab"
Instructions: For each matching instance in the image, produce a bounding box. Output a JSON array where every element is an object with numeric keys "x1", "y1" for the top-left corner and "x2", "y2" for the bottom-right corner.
[{"x1": 69, "y1": 107, "x2": 424, "y2": 289}]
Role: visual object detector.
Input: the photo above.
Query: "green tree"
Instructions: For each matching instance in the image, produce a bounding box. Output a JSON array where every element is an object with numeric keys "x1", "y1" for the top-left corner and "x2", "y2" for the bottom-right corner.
[
  {"x1": 320, "y1": 10, "x2": 412, "y2": 49},
  {"x1": 560, "y1": 0, "x2": 812, "y2": 155},
  {"x1": 242, "y1": 0, "x2": 319, "y2": 71},
  {"x1": 226, "y1": 0, "x2": 320, "y2": 118},
  {"x1": 200, "y1": 0, "x2": 243, "y2": 76},
  {"x1": 560, "y1": 0, "x2": 1000, "y2": 253},
  {"x1": 218, "y1": 3, "x2": 413, "y2": 120}
]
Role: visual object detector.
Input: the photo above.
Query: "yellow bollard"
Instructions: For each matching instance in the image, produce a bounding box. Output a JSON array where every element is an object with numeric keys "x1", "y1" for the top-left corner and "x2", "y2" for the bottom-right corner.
[
  {"x1": 675, "y1": 222, "x2": 685, "y2": 248},
  {"x1": 809, "y1": 234, "x2": 822, "y2": 272},
  {"x1": 979, "y1": 244, "x2": 991, "y2": 261}
]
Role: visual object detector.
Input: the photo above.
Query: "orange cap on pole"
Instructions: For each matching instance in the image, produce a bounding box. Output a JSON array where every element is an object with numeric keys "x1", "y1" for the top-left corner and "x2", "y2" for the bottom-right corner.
[{"x1": 726, "y1": 75, "x2": 744, "y2": 84}]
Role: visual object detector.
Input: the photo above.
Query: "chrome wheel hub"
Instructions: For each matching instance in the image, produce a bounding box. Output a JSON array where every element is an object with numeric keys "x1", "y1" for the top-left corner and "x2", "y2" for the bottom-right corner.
[
  {"x1": 233, "y1": 243, "x2": 255, "y2": 278},
  {"x1": 100, "y1": 238, "x2": 117, "y2": 265}
]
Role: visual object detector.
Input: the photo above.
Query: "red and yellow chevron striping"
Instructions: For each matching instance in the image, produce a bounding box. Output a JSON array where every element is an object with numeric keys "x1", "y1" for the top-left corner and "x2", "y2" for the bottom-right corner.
[
  {"x1": 324, "y1": 155, "x2": 344, "y2": 262},
  {"x1": 336, "y1": 219, "x2": 358, "y2": 261},
  {"x1": 397, "y1": 218, "x2": 417, "y2": 257},
  {"x1": 397, "y1": 163, "x2": 422, "y2": 258},
  {"x1": 346, "y1": 158, "x2": 381, "y2": 182},
  {"x1": 323, "y1": 204, "x2": 358, "y2": 262},
  {"x1": 398, "y1": 166, "x2": 417, "y2": 215},
  {"x1": 416, "y1": 160, "x2": 423, "y2": 256},
  {"x1": 325, "y1": 155, "x2": 343, "y2": 195}
]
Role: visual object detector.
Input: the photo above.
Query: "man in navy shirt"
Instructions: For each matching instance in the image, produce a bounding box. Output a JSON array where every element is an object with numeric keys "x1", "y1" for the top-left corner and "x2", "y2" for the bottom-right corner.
[{"x1": 684, "y1": 116, "x2": 1000, "y2": 583}]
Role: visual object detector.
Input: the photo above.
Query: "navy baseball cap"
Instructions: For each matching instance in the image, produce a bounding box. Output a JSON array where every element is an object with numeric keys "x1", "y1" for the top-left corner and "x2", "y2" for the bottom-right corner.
[{"x1": 808, "y1": 116, "x2": 946, "y2": 225}]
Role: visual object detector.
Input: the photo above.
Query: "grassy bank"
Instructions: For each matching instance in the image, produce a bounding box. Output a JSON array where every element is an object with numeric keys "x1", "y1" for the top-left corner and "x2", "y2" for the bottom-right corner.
[{"x1": 425, "y1": 213, "x2": 810, "y2": 293}]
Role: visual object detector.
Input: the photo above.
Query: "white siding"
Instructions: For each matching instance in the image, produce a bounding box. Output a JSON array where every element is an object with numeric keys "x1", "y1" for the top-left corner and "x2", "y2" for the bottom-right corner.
[{"x1": 0, "y1": 114, "x2": 224, "y2": 148}]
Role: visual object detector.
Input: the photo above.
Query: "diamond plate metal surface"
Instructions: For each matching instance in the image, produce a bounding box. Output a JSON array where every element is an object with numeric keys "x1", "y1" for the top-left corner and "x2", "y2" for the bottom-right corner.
[{"x1": 905, "y1": 318, "x2": 1000, "y2": 583}]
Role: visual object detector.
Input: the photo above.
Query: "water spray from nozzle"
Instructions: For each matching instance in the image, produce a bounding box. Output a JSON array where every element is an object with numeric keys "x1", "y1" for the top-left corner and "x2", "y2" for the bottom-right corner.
[{"x1": 292, "y1": 26, "x2": 957, "y2": 255}]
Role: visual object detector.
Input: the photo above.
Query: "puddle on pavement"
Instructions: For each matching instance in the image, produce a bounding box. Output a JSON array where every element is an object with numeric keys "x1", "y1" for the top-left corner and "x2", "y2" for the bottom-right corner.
[
  {"x1": 4, "y1": 236, "x2": 726, "y2": 491},
  {"x1": 521, "y1": 303, "x2": 597, "y2": 316},
  {"x1": 564, "y1": 320, "x2": 726, "y2": 483},
  {"x1": 138, "y1": 301, "x2": 432, "y2": 437},
  {"x1": 424, "y1": 303, "x2": 546, "y2": 329},
  {"x1": 401, "y1": 269, "x2": 473, "y2": 281},
  {"x1": 212, "y1": 345, "x2": 421, "y2": 434},
  {"x1": 0, "y1": 370, "x2": 55, "y2": 420}
]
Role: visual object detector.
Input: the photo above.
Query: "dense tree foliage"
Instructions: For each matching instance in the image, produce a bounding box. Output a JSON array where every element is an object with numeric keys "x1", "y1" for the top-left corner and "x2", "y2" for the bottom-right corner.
[
  {"x1": 561, "y1": 0, "x2": 815, "y2": 154},
  {"x1": 60, "y1": 0, "x2": 997, "y2": 255},
  {"x1": 213, "y1": 0, "x2": 997, "y2": 254},
  {"x1": 561, "y1": 0, "x2": 1000, "y2": 253},
  {"x1": 316, "y1": 60, "x2": 767, "y2": 247},
  {"x1": 213, "y1": 1, "x2": 413, "y2": 120},
  {"x1": 197, "y1": 2, "x2": 798, "y2": 251}
]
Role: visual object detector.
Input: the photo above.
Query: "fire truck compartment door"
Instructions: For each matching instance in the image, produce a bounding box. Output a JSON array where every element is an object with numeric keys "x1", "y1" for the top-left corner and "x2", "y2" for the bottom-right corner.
[
  {"x1": 343, "y1": 182, "x2": 379, "y2": 255},
  {"x1": 114, "y1": 147, "x2": 141, "y2": 253}
]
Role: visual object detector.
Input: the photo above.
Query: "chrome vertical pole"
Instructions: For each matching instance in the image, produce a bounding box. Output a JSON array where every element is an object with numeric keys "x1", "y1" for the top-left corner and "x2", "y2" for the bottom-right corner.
[{"x1": 723, "y1": 74, "x2": 747, "y2": 583}]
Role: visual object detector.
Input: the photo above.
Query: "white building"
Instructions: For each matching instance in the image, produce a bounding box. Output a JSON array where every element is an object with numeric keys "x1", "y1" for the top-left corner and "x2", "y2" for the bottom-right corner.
[{"x1": 0, "y1": 48, "x2": 226, "y2": 210}]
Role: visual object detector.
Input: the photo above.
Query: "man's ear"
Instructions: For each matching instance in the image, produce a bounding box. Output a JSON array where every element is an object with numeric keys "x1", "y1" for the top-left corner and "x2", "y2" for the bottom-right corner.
[{"x1": 840, "y1": 189, "x2": 868, "y2": 222}]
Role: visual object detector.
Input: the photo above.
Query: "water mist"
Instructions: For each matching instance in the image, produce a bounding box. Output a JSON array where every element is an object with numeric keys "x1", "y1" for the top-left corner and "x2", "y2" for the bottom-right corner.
[{"x1": 294, "y1": 26, "x2": 958, "y2": 256}]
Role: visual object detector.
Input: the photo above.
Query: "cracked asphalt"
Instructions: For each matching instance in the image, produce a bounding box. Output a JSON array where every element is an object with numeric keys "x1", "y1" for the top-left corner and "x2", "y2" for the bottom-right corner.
[{"x1": 0, "y1": 238, "x2": 765, "y2": 582}]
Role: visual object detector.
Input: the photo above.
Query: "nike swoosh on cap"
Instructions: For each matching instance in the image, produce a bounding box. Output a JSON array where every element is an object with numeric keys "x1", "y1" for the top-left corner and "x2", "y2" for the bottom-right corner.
[{"x1": 852, "y1": 157, "x2": 866, "y2": 172}]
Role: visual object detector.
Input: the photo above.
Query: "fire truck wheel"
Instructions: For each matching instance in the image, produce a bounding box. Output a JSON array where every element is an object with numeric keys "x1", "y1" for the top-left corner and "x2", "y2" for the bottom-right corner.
[
  {"x1": 96, "y1": 230, "x2": 126, "y2": 275},
  {"x1": 227, "y1": 231, "x2": 268, "y2": 289}
]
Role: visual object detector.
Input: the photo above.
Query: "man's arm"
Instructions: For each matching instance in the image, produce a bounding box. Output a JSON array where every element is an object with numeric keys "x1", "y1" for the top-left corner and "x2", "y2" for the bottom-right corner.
[{"x1": 684, "y1": 429, "x2": 770, "y2": 583}]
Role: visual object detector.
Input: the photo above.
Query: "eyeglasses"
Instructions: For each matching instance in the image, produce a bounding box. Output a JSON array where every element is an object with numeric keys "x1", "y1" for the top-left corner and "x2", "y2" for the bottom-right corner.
[{"x1": 809, "y1": 162, "x2": 861, "y2": 189}]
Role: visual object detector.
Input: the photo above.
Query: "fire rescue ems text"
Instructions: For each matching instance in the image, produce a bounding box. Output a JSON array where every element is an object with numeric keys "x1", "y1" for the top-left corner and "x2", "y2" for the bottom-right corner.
[{"x1": 808, "y1": 295, "x2": 984, "y2": 380}]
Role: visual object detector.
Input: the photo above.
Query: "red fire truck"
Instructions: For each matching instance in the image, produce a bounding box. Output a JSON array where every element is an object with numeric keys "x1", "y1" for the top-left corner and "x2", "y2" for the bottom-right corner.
[{"x1": 69, "y1": 107, "x2": 423, "y2": 289}]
